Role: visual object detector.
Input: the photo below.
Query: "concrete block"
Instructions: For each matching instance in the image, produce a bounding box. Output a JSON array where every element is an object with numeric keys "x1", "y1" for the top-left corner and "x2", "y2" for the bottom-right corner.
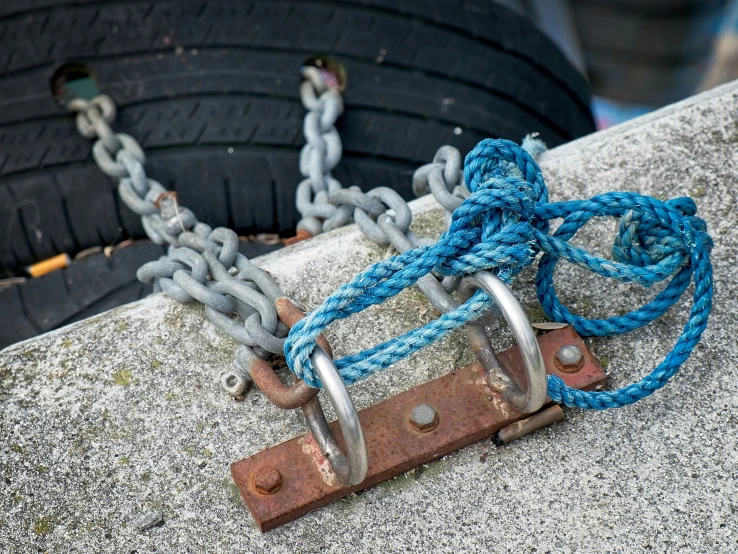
[{"x1": 2, "y1": 82, "x2": 738, "y2": 553}]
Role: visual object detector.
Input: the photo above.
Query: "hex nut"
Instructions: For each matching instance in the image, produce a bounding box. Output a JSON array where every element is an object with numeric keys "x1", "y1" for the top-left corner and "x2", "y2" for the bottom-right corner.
[
  {"x1": 252, "y1": 466, "x2": 283, "y2": 495},
  {"x1": 409, "y1": 404, "x2": 439, "y2": 433},
  {"x1": 554, "y1": 344, "x2": 585, "y2": 373},
  {"x1": 221, "y1": 366, "x2": 251, "y2": 401}
]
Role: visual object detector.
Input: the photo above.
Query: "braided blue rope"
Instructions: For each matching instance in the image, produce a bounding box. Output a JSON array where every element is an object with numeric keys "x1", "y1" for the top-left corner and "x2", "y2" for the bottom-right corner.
[{"x1": 285, "y1": 139, "x2": 714, "y2": 410}]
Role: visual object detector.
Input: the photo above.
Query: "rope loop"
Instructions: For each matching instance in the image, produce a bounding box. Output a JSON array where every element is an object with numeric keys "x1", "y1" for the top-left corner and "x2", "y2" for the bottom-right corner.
[{"x1": 285, "y1": 139, "x2": 713, "y2": 410}]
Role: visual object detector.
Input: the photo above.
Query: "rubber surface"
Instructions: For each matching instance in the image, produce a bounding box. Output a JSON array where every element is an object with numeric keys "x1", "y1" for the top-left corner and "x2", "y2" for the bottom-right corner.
[
  {"x1": 571, "y1": 0, "x2": 726, "y2": 105},
  {"x1": 0, "y1": 239, "x2": 281, "y2": 350},
  {"x1": 0, "y1": 0, "x2": 595, "y2": 277}
]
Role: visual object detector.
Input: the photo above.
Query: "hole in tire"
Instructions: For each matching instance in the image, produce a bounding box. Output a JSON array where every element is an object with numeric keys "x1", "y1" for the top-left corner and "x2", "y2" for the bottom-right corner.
[
  {"x1": 50, "y1": 63, "x2": 99, "y2": 105},
  {"x1": 303, "y1": 56, "x2": 347, "y2": 91}
]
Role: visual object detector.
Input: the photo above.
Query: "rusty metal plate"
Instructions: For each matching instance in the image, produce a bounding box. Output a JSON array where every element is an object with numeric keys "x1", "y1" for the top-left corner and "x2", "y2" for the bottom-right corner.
[{"x1": 232, "y1": 327, "x2": 606, "y2": 531}]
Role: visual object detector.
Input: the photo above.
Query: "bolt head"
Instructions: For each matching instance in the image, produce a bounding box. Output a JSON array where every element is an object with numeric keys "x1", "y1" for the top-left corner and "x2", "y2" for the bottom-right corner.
[
  {"x1": 409, "y1": 404, "x2": 439, "y2": 433},
  {"x1": 252, "y1": 466, "x2": 283, "y2": 495},
  {"x1": 555, "y1": 344, "x2": 584, "y2": 373}
]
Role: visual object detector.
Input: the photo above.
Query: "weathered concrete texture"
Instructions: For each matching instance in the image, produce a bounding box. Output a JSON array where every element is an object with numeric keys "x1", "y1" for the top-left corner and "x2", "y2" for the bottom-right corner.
[{"x1": 2, "y1": 82, "x2": 738, "y2": 553}]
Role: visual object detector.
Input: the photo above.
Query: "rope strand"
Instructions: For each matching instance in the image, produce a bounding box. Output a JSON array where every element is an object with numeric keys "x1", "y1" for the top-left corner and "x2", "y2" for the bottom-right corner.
[{"x1": 285, "y1": 139, "x2": 713, "y2": 410}]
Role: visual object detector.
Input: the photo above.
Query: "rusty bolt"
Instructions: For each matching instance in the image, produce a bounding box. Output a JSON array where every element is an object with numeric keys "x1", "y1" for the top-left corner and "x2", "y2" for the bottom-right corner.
[
  {"x1": 252, "y1": 466, "x2": 283, "y2": 495},
  {"x1": 554, "y1": 344, "x2": 584, "y2": 373},
  {"x1": 409, "y1": 404, "x2": 439, "y2": 433}
]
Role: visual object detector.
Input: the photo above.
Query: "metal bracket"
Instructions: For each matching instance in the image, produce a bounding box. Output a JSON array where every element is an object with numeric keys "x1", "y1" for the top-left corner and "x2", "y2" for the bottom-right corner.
[{"x1": 231, "y1": 326, "x2": 606, "y2": 531}]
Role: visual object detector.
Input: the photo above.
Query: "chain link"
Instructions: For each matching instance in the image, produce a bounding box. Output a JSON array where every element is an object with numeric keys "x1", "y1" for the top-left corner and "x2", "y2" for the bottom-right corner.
[
  {"x1": 68, "y1": 70, "x2": 555, "y2": 487},
  {"x1": 70, "y1": 94, "x2": 289, "y2": 398},
  {"x1": 69, "y1": 73, "x2": 534, "y2": 404},
  {"x1": 294, "y1": 66, "x2": 348, "y2": 237}
]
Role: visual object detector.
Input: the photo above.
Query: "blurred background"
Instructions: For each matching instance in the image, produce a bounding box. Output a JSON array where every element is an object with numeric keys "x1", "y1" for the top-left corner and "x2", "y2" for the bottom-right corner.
[{"x1": 513, "y1": 0, "x2": 738, "y2": 127}]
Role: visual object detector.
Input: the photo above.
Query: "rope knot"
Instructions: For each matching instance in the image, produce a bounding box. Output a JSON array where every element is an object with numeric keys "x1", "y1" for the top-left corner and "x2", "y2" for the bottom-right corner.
[
  {"x1": 285, "y1": 138, "x2": 713, "y2": 412},
  {"x1": 612, "y1": 197, "x2": 713, "y2": 269},
  {"x1": 432, "y1": 139, "x2": 549, "y2": 279}
]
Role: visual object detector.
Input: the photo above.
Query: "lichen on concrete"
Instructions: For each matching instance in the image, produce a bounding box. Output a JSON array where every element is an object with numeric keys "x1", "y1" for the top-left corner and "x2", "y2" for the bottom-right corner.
[{"x1": 3, "y1": 83, "x2": 738, "y2": 553}]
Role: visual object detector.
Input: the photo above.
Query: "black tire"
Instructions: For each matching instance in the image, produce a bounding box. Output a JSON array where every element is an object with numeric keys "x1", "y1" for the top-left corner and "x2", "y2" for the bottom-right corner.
[
  {"x1": 571, "y1": 0, "x2": 726, "y2": 105},
  {"x1": 0, "y1": 239, "x2": 280, "y2": 350},
  {"x1": 0, "y1": 0, "x2": 595, "y2": 277},
  {"x1": 585, "y1": 52, "x2": 711, "y2": 106}
]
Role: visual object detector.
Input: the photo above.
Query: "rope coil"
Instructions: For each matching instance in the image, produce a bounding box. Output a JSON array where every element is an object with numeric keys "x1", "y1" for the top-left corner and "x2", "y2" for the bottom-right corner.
[{"x1": 285, "y1": 139, "x2": 713, "y2": 410}]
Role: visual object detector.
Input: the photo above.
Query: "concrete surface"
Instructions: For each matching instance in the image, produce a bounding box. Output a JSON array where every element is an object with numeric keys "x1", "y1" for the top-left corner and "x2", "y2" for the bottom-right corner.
[{"x1": 2, "y1": 82, "x2": 738, "y2": 553}]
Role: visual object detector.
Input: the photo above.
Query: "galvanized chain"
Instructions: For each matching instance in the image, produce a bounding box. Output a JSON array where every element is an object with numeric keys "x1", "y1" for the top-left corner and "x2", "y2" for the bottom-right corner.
[
  {"x1": 68, "y1": 96, "x2": 288, "y2": 400},
  {"x1": 71, "y1": 80, "x2": 373, "y2": 483},
  {"x1": 293, "y1": 66, "x2": 352, "y2": 238},
  {"x1": 412, "y1": 146, "x2": 470, "y2": 227},
  {"x1": 318, "y1": 139, "x2": 556, "y2": 412},
  {"x1": 68, "y1": 73, "x2": 551, "y2": 485},
  {"x1": 294, "y1": 60, "x2": 507, "y2": 392},
  {"x1": 293, "y1": 66, "x2": 432, "y2": 244},
  {"x1": 320, "y1": 142, "x2": 469, "y2": 302}
]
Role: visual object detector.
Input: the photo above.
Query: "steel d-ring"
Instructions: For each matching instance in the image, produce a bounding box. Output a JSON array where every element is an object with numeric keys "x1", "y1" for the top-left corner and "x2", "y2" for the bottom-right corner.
[
  {"x1": 301, "y1": 346, "x2": 368, "y2": 486},
  {"x1": 459, "y1": 270, "x2": 548, "y2": 414}
]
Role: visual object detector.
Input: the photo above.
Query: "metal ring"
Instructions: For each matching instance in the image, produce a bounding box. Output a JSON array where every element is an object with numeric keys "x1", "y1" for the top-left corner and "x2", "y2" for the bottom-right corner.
[
  {"x1": 141, "y1": 213, "x2": 171, "y2": 245},
  {"x1": 296, "y1": 178, "x2": 338, "y2": 219},
  {"x1": 205, "y1": 306, "x2": 261, "y2": 347},
  {"x1": 242, "y1": 314, "x2": 284, "y2": 354},
  {"x1": 459, "y1": 270, "x2": 547, "y2": 414},
  {"x1": 300, "y1": 68, "x2": 328, "y2": 108},
  {"x1": 118, "y1": 178, "x2": 166, "y2": 215},
  {"x1": 328, "y1": 187, "x2": 385, "y2": 217},
  {"x1": 173, "y1": 272, "x2": 235, "y2": 313},
  {"x1": 354, "y1": 187, "x2": 412, "y2": 245},
  {"x1": 233, "y1": 254, "x2": 284, "y2": 304},
  {"x1": 428, "y1": 166, "x2": 464, "y2": 212},
  {"x1": 136, "y1": 258, "x2": 185, "y2": 284},
  {"x1": 93, "y1": 114, "x2": 123, "y2": 154},
  {"x1": 92, "y1": 134, "x2": 145, "y2": 177},
  {"x1": 209, "y1": 276, "x2": 277, "y2": 333},
  {"x1": 302, "y1": 347, "x2": 368, "y2": 486},
  {"x1": 91, "y1": 95, "x2": 117, "y2": 123},
  {"x1": 72, "y1": 95, "x2": 117, "y2": 137},
  {"x1": 432, "y1": 145, "x2": 462, "y2": 189},
  {"x1": 375, "y1": 215, "x2": 500, "y2": 326}
]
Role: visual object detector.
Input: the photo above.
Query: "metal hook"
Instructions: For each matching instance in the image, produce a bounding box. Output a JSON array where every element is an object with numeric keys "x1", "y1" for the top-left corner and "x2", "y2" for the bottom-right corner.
[
  {"x1": 302, "y1": 347, "x2": 368, "y2": 486},
  {"x1": 459, "y1": 271, "x2": 547, "y2": 414}
]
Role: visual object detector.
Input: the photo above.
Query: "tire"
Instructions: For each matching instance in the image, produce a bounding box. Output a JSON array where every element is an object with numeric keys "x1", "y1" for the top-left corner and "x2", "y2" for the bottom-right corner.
[
  {"x1": 0, "y1": 239, "x2": 280, "y2": 350},
  {"x1": 571, "y1": 0, "x2": 726, "y2": 105},
  {"x1": 585, "y1": 52, "x2": 711, "y2": 106},
  {"x1": 0, "y1": 0, "x2": 595, "y2": 277},
  {"x1": 573, "y1": 2, "x2": 723, "y2": 61}
]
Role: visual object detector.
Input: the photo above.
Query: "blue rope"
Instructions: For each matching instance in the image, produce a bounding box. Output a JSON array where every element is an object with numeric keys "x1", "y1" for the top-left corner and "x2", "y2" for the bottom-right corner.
[{"x1": 284, "y1": 139, "x2": 714, "y2": 410}]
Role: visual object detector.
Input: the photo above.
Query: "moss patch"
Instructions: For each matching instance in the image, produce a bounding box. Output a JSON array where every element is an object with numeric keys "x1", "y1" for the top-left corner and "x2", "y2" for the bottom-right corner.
[
  {"x1": 33, "y1": 515, "x2": 59, "y2": 535},
  {"x1": 525, "y1": 303, "x2": 549, "y2": 324},
  {"x1": 224, "y1": 478, "x2": 244, "y2": 506},
  {"x1": 112, "y1": 369, "x2": 133, "y2": 386}
]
